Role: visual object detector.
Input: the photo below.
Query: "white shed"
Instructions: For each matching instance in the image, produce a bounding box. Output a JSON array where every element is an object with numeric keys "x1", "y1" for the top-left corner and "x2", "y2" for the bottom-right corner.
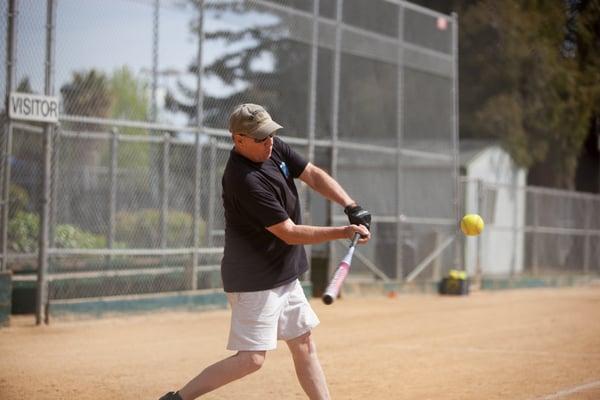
[{"x1": 460, "y1": 141, "x2": 527, "y2": 277}]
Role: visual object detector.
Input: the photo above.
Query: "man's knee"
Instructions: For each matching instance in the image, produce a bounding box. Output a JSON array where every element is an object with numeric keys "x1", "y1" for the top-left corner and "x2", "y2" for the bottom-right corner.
[
  {"x1": 236, "y1": 351, "x2": 266, "y2": 373},
  {"x1": 287, "y1": 331, "x2": 316, "y2": 356}
]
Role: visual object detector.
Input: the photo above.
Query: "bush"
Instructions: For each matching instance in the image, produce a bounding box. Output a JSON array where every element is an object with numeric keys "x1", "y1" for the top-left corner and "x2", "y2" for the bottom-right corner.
[
  {"x1": 115, "y1": 209, "x2": 205, "y2": 248},
  {"x1": 9, "y1": 184, "x2": 31, "y2": 218},
  {"x1": 7, "y1": 211, "x2": 39, "y2": 252},
  {"x1": 8, "y1": 212, "x2": 107, "y2": 251},
  {"x1": 55, "y1": 224, "x2": 106, "y2": 249}
]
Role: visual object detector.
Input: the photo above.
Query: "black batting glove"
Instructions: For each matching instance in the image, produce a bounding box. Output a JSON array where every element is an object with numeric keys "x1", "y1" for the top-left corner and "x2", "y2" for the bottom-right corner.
[{"x1": 344, "y1": 204, "x2": 371, "y2": 231}]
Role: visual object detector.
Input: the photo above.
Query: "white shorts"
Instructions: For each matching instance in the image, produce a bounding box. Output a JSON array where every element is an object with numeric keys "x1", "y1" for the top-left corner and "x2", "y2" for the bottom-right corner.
[{"x1": 226, "y1": 279, "x2": 320, "y2": 351}]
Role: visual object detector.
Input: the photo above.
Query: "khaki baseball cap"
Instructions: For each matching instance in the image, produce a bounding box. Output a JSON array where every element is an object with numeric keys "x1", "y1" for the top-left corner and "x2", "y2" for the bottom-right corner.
[{"x1": 228, "y1": 103, "x2": 283, "y2": 140}]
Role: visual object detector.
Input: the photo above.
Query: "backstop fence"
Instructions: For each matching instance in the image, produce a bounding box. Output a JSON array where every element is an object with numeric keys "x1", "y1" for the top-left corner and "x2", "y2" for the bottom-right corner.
[{"x1": 4, "y1": 0, "x2": 594, "y2": 322}]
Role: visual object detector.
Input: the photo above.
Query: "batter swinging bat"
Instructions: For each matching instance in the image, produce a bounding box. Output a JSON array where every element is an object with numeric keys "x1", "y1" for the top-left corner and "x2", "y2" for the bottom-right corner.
[{"x1": 322, "y1": 232, "x2": 361, "y2": 305}]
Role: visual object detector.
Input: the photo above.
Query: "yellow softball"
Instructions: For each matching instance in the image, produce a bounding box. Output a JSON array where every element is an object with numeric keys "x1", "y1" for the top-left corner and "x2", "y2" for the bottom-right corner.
[{"x1": 460, "y1": 214, "x2": 484, "y2": 236}]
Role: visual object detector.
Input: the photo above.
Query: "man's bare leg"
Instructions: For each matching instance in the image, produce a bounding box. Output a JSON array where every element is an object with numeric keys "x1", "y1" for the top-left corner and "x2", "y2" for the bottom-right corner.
[
  {"x1": 177, "y1": 351, "x2": 266, "y2": 400},
  {"x1": 286, "y1": 332, "x2": 330, "y2": 400}
]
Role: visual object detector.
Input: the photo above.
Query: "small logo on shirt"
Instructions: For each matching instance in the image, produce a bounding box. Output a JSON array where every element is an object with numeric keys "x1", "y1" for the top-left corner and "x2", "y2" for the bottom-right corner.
[{"x1": 279, "y1": 161, "x2": 290, "y2": 179}]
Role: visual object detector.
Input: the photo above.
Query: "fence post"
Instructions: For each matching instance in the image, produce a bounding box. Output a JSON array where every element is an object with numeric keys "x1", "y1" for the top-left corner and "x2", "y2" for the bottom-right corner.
[
  {"x1": 303, "y1": 0, "x2": 319, "y2": 283},
  {"x1": 207, "y1": 138, "x2": 216, "y2": 247},
  {"x1": 511, "y1": 180, "x2": 518, "y2": 277},
  {"x1": 150, "y1": 0, "x2": 159, "y2": 122},
  {"x1": 190, "y1": 136, "x2": 202, "y2": 290},
  {"x1": 327, "y1": 0, "x2": 343, "y2": 282},
  {"x1": 451, "y1": 12, "x2": 461, "y2": 271},
  {"x1": 189, "y1": 0, "x2": 205, "y2": 290},
  {"x1": 0, "y1": 123, "x2": 13, "y2": 272},
  {"x1": 531, "y1": 188, "x2": 539, "y2": 275},
  {"x1": 583, "y1": 197, "x2": 591, "y2": 274},
  {"x1": 36, "y1": 0, "x2": 56, "y2": 325},
  {"x1": 395, "y1": 4, "x2": 405, "y2": 281},
  {"x1": 432, "y1": 230, "x2": 441, "y2": 281},
  {"x1": 1, "y1": 0, "x2": 18, "y2": 272},
  {"x1": 160, "y1": 133, "x2": 170, "y2": 264},
  {"x1": 48, "y1": 126, "x2": 60, "y2": 250},
  {"x1": 107, "y1": 128, "x2": 118, "y2": 265},
  {"x1": 475, "y1": 179, "x2": 483, "y2": 281}
]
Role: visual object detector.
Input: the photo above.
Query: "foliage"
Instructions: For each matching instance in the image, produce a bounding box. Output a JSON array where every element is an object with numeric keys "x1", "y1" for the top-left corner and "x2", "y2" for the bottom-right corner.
[
  {"x1": 109, "y1": 66, "x2": 150, "y2": 123},
  {"x1": 163, "y1": 2, "x2": 314, "y2": 136},
  {"x1": 9, "y1": 184, "x2": 31, "y2": 218},
  {"x1": 107, "y1": 66, "x2": 152, "y2": 169},
  {"x1": 54, "y1": 224, "x2": 107, "y2": 249},
  {"x1": 7, "y1": 212, "x2": 39, "y2": 252},
  {"x1": 61, "y1": 69, "x2": 113, "y2": 118},
  {"x1": 59, "y1": 69, "x2": 113, "y2": 183},
  {"x1": 8, "y1": 212, "x2": 107, "y2": 252},
  {"x1": 454, "y1": 0, "x2": 599, "y2": 189},
  {"x1": 115, "y1": 209, "x2": 206, "y2": 248}
]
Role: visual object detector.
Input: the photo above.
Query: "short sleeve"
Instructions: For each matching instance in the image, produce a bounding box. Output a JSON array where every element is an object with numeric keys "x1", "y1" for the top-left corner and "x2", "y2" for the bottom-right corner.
[
  {"x1": 239, "y1": 178, "x2": 290, "y2": 228},
  {"x1": 275, "y1": 137, "x2": 308, "y2": 178}
]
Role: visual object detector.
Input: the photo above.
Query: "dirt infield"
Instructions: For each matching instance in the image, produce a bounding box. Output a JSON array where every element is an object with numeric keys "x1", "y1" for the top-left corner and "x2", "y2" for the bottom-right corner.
[{"x1": 1, "y1": 286, "x2": 600, "y2": 399}]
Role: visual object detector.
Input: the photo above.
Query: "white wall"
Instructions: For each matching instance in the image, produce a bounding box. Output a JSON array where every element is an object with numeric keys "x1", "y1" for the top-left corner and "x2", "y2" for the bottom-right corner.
[{"x1": 463, "y1": 147, "x2": 526, "y2": 277}]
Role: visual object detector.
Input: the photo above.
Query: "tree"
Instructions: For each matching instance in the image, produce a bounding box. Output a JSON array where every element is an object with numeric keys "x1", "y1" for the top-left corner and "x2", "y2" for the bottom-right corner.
[
  {"x1": 166, "y1": 0, "x2": 599, "y2": 189},
  {"x1": 107, "y1": 66, "x2": 151, "y2": 169},
  {"x1": 163, "y1": 2, "x2": 316, "y2": 137},
  {"x1": 455, "y1": 1, "x2": 595, "y2": 189},
  {"x1": 572, "y1": 0, "x2": 600, "y2": 193},
  {"x1": 60, "y1": 69, "x2": 113, "y2": 166},
  {"x1": 109, "y1": 66, "x2": 150, "y2": 124},
  {"x1": 58, "y1": 70, "x2": 113, "y2": 231},
  {"x1": 61, "y1": 69, "x2": 113, "y2": 119},
  {"x1": 413, "y1": 0, "x2": 600, "y2": 190}
]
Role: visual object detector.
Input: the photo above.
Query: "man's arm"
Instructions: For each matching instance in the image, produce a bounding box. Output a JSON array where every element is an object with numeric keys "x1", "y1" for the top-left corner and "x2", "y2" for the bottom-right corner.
[
  {"x1": 266, "y1": 218, "x2": 370, "y2": 245},
  {"x1": 298, "y1": 163, "x2": 356, "y2": 208}
]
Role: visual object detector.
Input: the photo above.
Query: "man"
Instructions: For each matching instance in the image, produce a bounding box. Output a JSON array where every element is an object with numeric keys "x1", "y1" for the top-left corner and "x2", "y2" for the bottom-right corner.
[{"x1": 160, "y1": 103, "x2": 371, "y2": 400}]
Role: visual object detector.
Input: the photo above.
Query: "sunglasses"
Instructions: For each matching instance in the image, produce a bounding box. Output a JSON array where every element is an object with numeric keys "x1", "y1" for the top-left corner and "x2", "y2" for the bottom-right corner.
[{"x1": 239, "y1": 133, "x2": 274, "y2": 144}]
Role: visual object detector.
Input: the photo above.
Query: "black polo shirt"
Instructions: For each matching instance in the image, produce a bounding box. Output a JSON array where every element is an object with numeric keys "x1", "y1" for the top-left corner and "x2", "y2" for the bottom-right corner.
[{"x1": 221, "y1": 137, "x2": 309, "y2": 292}]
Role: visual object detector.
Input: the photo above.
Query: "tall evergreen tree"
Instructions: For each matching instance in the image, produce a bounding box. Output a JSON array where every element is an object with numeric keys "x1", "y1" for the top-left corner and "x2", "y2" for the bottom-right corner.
[{"x1": 164, "y1": 2, "x2": 312, "y2": 137}]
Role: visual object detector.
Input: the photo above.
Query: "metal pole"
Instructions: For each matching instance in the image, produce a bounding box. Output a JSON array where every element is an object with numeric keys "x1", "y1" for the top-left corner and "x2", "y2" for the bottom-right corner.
[
  {"x1": 451, "y1": 13, "x2": 461, "y2": 270},
  {"x1": 160, "y1": 133, "x2": 170, "y2": 256},
  {"x1": 511, "y1": 180, "x2": 519, "y2": 277},
  {"x1": 151, "y1": 0, "x2": 159, "y2": 122},
  {"x1": 108, "y1": 128, "x2": 118, "y2": 264},
  {"x1": 207, "y1": 138, "x2": 216, "y2": 246},
  {"x1": 48, "y1": 125, "x2": 59, "y2": 249},
  {"x1": 0, "y1": 125, "x2": 13, "y2": 272},
  {"x1": 476, "y1": 179, "x2": 483, "y2": 281},
  {"x1": 190, "y1": 137, "x2": 202, "y2": 290},
  {"x1": 36, "y1": 0, "x2": 56, "y2": 325},
  {"x1": 1, "y1": 0, "x2": 18, "y2": 272},
  {"x1": 395, "y1": 4, "x2": 405, "y2": 281},
  {"x1": 307, "y1": 0, "x2": 319, "y2": 166},
  {"x1": 531, "y1": 188, "x2": 539, "y2": 275},
  {"x1": 583, "y1": 197, "x2": 591, "y2": 274},
  {"x1": 327, "y1": 0, "x2": 343, "y2": 281},
  {"x1": 190, "y1": 0, "x2": 205, "y2": 290},
  {"x1": 304, "y1": 0, "x2": 320, "y2": 282}
]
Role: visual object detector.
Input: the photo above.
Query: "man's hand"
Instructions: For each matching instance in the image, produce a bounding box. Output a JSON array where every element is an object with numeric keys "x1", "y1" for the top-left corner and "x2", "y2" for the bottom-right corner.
[
  {"x1": 344, "y1": 204, "x2": 371, "y2": 231},
  {"x1": 344, "y1": 224, "x2": 371, "y2": 244}
]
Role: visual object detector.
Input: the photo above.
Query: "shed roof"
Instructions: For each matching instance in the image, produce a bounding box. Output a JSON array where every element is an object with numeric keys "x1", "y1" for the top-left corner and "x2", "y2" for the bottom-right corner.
[{"x1": 459, "y1": 139, "x2": 502, "y2": 167}]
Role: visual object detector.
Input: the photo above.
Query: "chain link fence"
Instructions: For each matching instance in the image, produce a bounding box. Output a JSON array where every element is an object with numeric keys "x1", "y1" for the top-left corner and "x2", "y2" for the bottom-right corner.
[
  {"x1": 462, "y1": 179, "x2": 600, "y2": 279},
  {"x1": 3, "y1": 0, "x2": 461, "y2": 315}
]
